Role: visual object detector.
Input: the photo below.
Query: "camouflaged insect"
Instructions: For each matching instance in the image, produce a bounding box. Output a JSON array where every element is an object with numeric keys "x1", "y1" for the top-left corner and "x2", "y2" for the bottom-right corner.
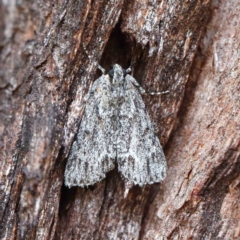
[{"x1": 64, "y1": 64, "x2": 167, "y2": 187}]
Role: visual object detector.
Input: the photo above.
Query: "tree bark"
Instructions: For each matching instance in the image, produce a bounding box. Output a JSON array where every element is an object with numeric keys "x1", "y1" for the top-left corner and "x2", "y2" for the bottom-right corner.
[{"x1": 0, "y1": 0, "x2": 239, "y2": 240}]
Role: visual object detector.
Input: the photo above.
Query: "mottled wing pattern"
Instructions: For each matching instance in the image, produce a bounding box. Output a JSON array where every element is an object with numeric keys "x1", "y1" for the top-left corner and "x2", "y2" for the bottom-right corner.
[
  {"x1": 117, "y1": 74, "x2": 167, "y2": 186},
  {"x1": 65, "y1": 75, "x2": 116, "y2": 187}
]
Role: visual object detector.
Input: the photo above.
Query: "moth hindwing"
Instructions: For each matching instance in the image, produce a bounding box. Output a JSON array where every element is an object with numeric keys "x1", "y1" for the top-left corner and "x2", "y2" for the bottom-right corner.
[{"x1": 64, "y1": 64, "x2": 167, "y2": 187}]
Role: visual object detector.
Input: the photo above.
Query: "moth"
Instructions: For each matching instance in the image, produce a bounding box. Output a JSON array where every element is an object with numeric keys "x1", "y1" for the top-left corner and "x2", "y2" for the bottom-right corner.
[{"x1": 64, "y1": 64, "x2": 167, "y2": 187}]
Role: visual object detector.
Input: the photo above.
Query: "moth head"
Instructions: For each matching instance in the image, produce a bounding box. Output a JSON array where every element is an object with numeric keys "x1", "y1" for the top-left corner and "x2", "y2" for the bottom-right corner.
[{"x1": 109, "y1": 64, "x2": 126, "y2": 80}]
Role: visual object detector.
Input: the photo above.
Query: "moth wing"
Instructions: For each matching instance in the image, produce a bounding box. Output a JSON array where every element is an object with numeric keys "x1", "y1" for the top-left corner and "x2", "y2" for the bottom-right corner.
[
  {"x1": 65, "y1": 75, "x2": 115, "y2": 187},
  {"x1": 117, "y1": 75, "x2": 167, "y2": 186}
]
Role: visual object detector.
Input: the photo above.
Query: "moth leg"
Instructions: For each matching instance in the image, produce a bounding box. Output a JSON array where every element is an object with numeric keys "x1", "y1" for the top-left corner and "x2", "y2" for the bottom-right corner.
[
  {"x1": 126, "y1": 62, "x2": 169, "y2": 95},
  {"x1": 128, "y1": 76, "x2": 169, "y2": 96},
  {"x1": 124, "y1": 180, "x2": 134, "y2": 199},
  {"x1": 148, "y1": 89, "x2": 170, "y2": 95},
  {"x1": 128, "y1": 75, "x2": 146, "y2": 95}
]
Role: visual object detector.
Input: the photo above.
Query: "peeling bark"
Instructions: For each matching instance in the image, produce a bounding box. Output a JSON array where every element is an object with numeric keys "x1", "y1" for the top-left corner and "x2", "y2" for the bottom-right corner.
[{"x1": 0, "y1": 0, "x2": 239, "y2": 239}]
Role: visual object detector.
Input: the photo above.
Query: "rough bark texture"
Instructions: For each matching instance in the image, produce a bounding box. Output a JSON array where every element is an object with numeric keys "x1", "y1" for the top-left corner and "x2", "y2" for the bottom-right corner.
[{"x1": 0, "y1": 0, "x2": 239, "y2": 240}]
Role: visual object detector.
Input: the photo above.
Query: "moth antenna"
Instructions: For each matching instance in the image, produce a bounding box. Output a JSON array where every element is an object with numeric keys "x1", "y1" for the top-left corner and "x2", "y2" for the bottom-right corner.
[
  {"x1": 126, "y1": 60, "x2": 136, "y2": 74},
  {"x1": 96, "y1": 63, "x2": 105, "y2": 74},
  {"x1": 125, "y1": 67, "x2": 131, "y2": 74},
  {"x1": 82, "y1": 44, "x2": 105, "y2": 74}
]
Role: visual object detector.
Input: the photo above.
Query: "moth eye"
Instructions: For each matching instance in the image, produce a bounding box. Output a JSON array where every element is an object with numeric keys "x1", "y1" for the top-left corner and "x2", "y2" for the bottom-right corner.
[
  {"x1": 123, "y1": 69, "x2": 127, "y2": 76},
  {"x1": 109, "y1": 69, "x2": 114, "y2": 77}
]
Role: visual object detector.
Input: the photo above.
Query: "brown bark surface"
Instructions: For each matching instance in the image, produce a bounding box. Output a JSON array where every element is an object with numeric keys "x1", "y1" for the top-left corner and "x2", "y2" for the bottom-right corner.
[{"x1": 0, "y1": 0, "x2": 239, "y2": 240}]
